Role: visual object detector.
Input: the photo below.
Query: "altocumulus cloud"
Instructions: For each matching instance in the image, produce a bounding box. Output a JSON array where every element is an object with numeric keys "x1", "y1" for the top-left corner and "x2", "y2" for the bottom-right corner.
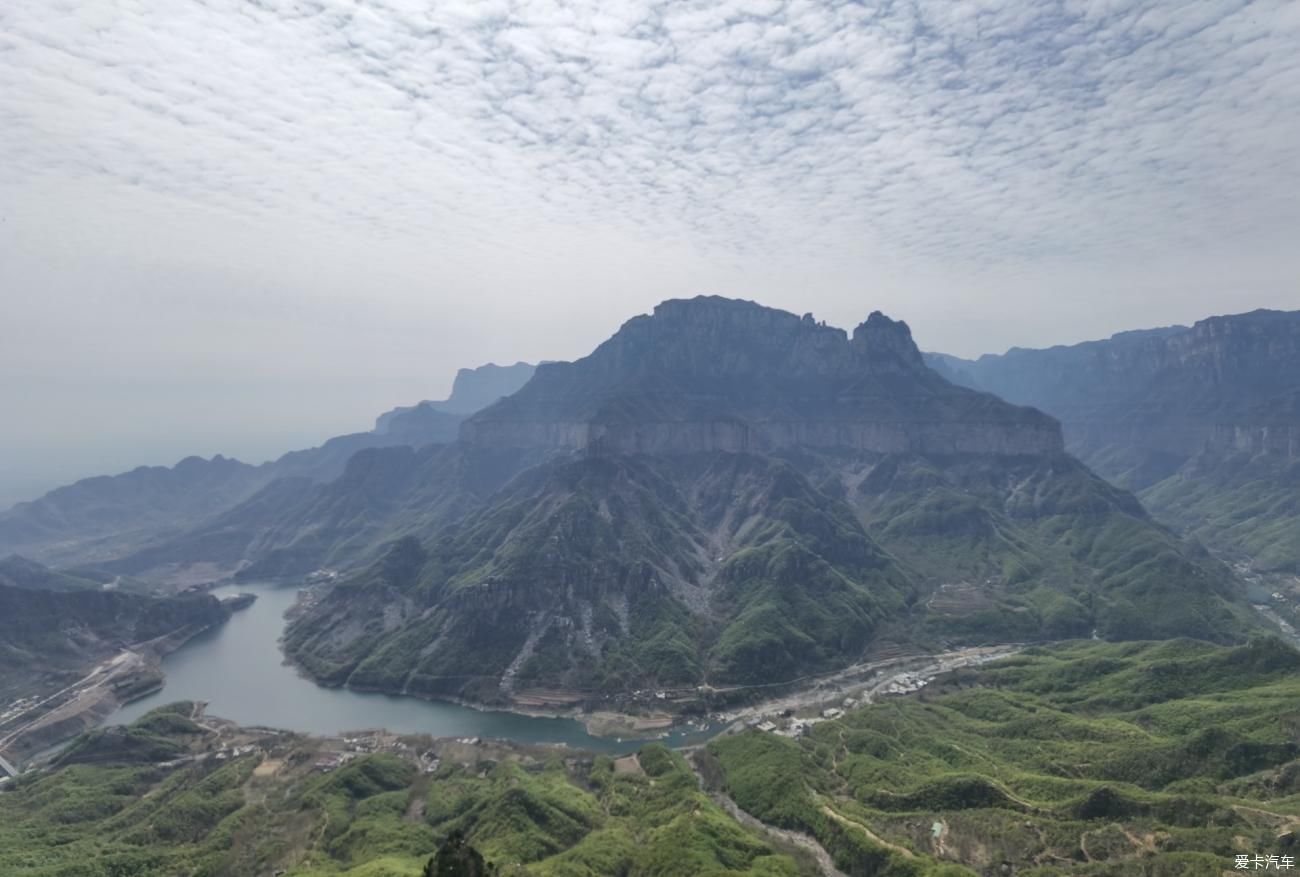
[{"x1": 2, "y1": 0, "x2": 1299, "y2": 264}]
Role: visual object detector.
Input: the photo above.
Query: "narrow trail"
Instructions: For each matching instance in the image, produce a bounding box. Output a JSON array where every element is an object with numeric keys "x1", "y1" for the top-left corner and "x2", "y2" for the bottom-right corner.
[
  {"x1": 188, "y1": 701, "x2": 220, "y2": 735},
  {"x1": 1231, "y1": 804, "x2": 1300, "y2": 836},
  {"x1": 819, "y1": 802, "x2": 916, "y2": 859},
  {"x1": 685, "y1": 757, "x2": 848, "y2": 877}
]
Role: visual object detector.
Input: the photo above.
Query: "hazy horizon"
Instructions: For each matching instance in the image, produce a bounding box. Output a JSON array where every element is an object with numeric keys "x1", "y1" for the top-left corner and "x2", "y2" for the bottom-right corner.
[
  {"x1": 0, "y1": 298, "x2": 1284, "y2": 510},
  {"x1": 3, "y1": 0, "x2": 1299, "y2": 508}
]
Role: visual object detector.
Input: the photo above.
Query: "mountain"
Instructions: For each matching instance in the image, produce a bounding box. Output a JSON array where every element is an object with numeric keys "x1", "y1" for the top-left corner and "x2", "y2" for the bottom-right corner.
[
  {"x1": 0, "y1": 362, "x2": 532, "y2": 575},
  {"x1": 375, "y1": 361, "x2": 537, "y2": 431},
  {"x1": 283, "y1": 453, "x2": 915, "y2": 702},
  {"x1": 372, "y1": 403, "x2": 465, "y2": 446},
  {"x1": 464, "y1": 299, "x2": 1060, "y2": 456},
  {"x1": 283, "y1": 297, "x2": 1254, "y2": 708},
  {"x1": 0, "y1": 553, "x2": 100, "y2": 591},
  {"x1": 0, "y1": 455, "x2": 270, "y2": 570},
  {"x1": 0, "y1": 570, "x2": 230, "y2": 701},
  {"x1": 103, "y1": 443, "x2": 540, "y2": 583},
  {"x1": 929, "y1": 309, "x2": 1300, "y2": 572}
]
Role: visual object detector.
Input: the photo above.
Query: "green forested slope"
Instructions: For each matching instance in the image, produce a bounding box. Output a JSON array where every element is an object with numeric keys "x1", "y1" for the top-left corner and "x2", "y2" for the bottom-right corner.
[
  {"x1": 0, "y1": 705, "x2": 806, "y2": 877},
  {"x1": 1140, "y1": 453, "x2": 1300, "y2": 574},
  {"x1": 283, "y1": 452, "x2": 914, "y2": 703},
  {"x1": 283, "y1": 444, "x2": 1262, "y2": 708},
  {"x1": 833, "y1": 451, "x2": 1257, "y2": 644},
  {"x1": 10, "y1": 641, "x2": 1300, "y2": 877},
  {"x1": 707, "y1": 638, "x2": 1300, "y2": 876}
]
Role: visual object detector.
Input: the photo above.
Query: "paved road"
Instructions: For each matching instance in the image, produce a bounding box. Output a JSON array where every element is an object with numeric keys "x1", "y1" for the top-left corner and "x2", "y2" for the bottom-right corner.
[{"x1": 0, "y1": 752, "x2": 18, "y2": 777}]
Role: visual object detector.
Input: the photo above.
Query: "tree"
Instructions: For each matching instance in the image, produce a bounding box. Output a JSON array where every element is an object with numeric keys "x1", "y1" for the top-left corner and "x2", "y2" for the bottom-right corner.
[{"x1": 423, "y1": 830, "x2": 496, "y2": 877}]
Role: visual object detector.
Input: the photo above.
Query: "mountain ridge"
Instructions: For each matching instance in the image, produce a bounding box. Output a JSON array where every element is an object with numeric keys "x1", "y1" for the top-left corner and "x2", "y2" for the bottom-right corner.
[
  {"x1": 927, "y1": 307, "x2": 1300, "y2": 572},
  {"x1": 0, "y1": 362, "x2": 537, "y2": 572},
  {"x1": 465, "y1": 297, "x2": 1063, "y2": 457},
  {"x1": 930, "y1": 309, "x2": 1300, "y2": 466},
  {"x1": 281, "y1": 297, "x2": 1256, "y2": 707}
]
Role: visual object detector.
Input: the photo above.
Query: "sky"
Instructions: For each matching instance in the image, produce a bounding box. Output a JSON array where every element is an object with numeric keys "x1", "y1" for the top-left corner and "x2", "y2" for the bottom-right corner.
[{"x1": 2, "y1": 0, "x2": 1299, "y2": 507}]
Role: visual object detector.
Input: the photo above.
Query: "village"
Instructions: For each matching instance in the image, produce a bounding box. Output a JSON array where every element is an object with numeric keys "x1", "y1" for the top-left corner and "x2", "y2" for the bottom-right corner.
[{"x1": 711, "y1": 644, "x2": 1017, "y2": 741}]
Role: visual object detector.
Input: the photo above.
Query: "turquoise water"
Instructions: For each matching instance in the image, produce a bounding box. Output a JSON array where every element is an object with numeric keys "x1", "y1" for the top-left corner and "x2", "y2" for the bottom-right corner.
[{"x1": 114, "y1": 584, "x2": 717, "y2": 754}]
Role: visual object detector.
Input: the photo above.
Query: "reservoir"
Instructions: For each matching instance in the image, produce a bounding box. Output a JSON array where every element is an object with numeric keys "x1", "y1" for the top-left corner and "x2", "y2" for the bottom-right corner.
[{"x1": 114, "y1": 584, "x2": 718, "y2": 754}]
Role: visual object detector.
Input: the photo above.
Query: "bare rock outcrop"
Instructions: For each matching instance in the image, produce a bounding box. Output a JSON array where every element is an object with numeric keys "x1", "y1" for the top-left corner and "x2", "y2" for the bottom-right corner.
[{"x1": 463, "y1": 297, "x2": 1063, "y2": 457}]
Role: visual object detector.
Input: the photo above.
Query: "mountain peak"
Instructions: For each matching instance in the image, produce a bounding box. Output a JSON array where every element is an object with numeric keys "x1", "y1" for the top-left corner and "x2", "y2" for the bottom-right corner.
[
  {"x1": 464, "y1": 296, "x2": 1062, "y2": 457},
  {"x1": 853, "y1": 310, "x2": 925, "y2": 371},
  {"x1": 578, "y1": 296, "x2": 932, "y2": 382}
]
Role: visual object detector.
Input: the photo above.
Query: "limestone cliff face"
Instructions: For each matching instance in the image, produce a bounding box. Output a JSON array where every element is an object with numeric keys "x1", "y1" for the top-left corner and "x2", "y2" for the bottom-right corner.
[
  {"x1": 463, "y1": 418, "x2": 1063, "y2": 457},
  {"x1": 1067, "y1": 419, "x2": 1300, "y2": 462},
  {"x1": 940, "y1": 309, "x2": 1300, "y2": 465},
  {"x1": 462, "y1": 296, "x2": 1063, "y2": 457},
  {"x1": 1208, "y1": 423, "x2": 1300, "y2": 458}
]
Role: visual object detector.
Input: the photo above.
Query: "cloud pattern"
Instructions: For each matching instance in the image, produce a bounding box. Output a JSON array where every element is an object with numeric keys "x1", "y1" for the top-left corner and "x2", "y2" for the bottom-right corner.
[{"x1": 2, "y1": 0, "x2": 1298, "y2": 265}]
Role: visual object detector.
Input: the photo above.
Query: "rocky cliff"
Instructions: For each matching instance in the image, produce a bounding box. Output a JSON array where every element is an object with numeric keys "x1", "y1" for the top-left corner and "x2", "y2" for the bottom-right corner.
[
  {"x1": 936, "y1": 309, "x2": 1300, "y2": 467},
  {"x1": 930, "y1": 308, "x2": 1300, "y2": 571},
  {"x1": 464, "y1": 297, "x2": 1063, "y2": 457}
]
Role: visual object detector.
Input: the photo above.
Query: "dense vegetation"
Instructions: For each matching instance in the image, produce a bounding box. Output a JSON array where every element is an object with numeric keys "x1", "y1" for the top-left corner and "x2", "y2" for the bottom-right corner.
[
  {"x1": 0, "y1": 705, "x2": 808, "y2": 877},
  {"x1": 284, "y1": 452, "x2": 915, "y2": 702},
  {"x1": 15, "y1": 640, "x2": 1299, "y2": 877},
  {"x1": 837, "y1": 451, "x2": 1257, "y2": 645},
  {"x1": 707, "y1": 638, "x2": 1300, "y2": 876},
  {"x1": 1141, "y1": 452, "x2": 1300, "y2": 574},
  {"x1": 284, "y1": 438, "x2": 1260, "y2": 708}
]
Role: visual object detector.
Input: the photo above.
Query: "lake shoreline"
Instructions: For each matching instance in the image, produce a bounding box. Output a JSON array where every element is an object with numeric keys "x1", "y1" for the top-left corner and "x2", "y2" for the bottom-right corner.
[
  {"x1": 0, "y1": 610, "x2": 236, "y2": 769},
  {"x1": 275, "y1": 581, "x2": 703, "y2": 741},
  {"x1": 108, "y1": 582, "x2": 722, "y2": 754},
  {"x1": 277, "y1": 648, "x2": 692, "y2": 741}
]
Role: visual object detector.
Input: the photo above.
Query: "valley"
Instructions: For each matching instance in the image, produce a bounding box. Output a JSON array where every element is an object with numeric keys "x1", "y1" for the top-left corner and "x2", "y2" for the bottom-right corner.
[
  {"x1": 3, "y1": 298, "x2": 1299, "y2": 877},
  {"x1": 109, "y1": 583, "x2": 724, "y2": 756},
  {"x1": 7, "y1": 0, "x2": 1298, "y2": 870},
  {"x1": 277, "y1": 300, "x2": 1259, "y2": 714},
  {"x1": 6, "y1": 637, "x2": 1300, "y2": 876}
]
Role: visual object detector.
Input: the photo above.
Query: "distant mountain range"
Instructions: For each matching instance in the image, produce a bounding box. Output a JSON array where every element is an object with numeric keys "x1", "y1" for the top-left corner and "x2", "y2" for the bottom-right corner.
[
  {"x1": 0, "y1": 362, "x2": 535, "y2": 576},
  {"x1": 928, "y1": 309, "x2": 1300, "y2": 572},
  {"x1": 375, "y1": 361, "x2": 537, "y2": 429},
  {"x1": 7, "y1": 297, "x2": 1292, "y2": 710}
]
